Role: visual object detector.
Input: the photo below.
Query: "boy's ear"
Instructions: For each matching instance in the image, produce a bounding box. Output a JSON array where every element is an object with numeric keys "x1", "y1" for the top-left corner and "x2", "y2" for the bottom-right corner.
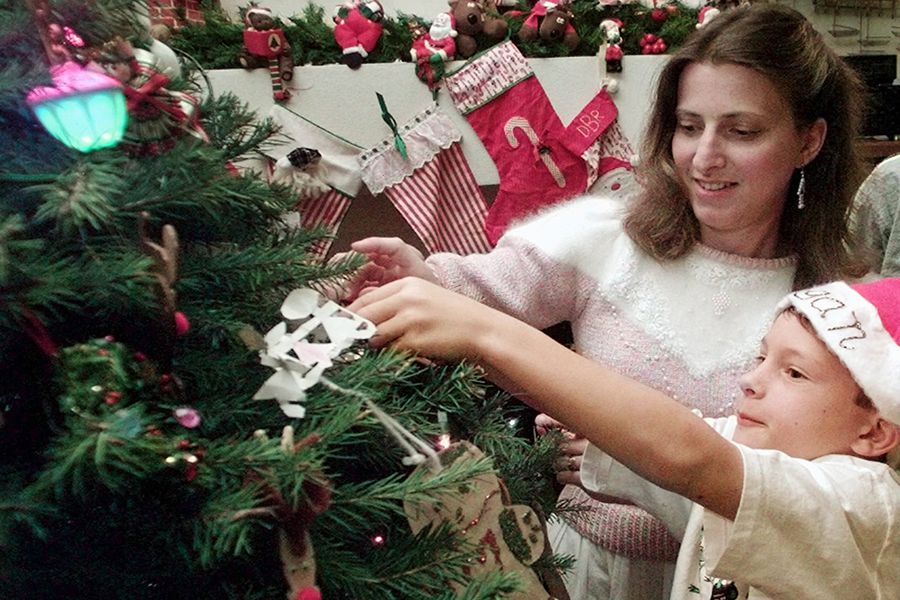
[{"x1": 851, "y1": 418, "x2": 900, "y2": 460}]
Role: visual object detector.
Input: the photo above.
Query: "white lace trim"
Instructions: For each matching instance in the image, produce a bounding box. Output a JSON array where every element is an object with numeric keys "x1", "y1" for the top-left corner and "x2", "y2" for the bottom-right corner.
[{"x1": 357, "y1": 105, "x2": 461, "y2": 194}]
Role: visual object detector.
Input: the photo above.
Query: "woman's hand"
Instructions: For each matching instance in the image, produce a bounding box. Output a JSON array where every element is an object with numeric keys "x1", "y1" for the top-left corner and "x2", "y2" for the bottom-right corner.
[
  {"x1": 536, "y1": 414, "x2": 589, "y2": 487},
  {"x1": 337, "y1": 237, "x2": 437, "y2": 302},
  {"x1": 348, "y1": 277, "x2": 500, "y2": 361}
]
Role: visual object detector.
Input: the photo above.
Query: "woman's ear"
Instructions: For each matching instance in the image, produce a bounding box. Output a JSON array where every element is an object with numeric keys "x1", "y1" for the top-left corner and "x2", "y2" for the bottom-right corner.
[
  {"x1": 851, "y1": 417, "x2": 900, "y2": 460},
  {"x1": 798, "y1": 118, "x2": 827, "y2": 168}
]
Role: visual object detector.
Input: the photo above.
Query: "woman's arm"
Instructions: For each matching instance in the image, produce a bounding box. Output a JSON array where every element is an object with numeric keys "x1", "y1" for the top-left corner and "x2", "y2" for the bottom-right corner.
[{"x1": 350, "y1": 277, "x2": 744, "y2": 519}]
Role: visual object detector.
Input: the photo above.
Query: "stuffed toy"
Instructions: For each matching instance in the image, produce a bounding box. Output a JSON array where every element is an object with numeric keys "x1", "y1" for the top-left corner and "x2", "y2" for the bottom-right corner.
[
  {"x1": 697, "y1": 0, "x2": 747, "y2": 28},
  {"x1": 410, "y1": 12, "x2": 458, "y2": 90},
  {"x1": 271, "y1": 147, "x2": 331, "y2": 200},
  {"x1": 517, "y1": 0, "x2": 579, "y2": 50},
  {"x1": 448, "y1": 0, "x2": 508, "y2": 59},
  {"x1": 599, "y1": 18, "x2": 624, "y2": 74},
  {"x1": 492, "y1": 0, "x2": 520, "y2": 13},
  {"x1": 239, "y1": 5, "x2": 294, "y2": 102},
  {"x1": 333, "y1": 0, "x2": 385, "y2": 69},
  {"x1": 696, "y1": 4, "x2": 720, "y2": 27}
]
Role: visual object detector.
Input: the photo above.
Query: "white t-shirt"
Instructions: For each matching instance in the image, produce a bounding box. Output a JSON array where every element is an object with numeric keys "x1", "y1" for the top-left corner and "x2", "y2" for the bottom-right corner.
[{"x1": 581, "y1": 415, "x2": 900, "y2": 600}]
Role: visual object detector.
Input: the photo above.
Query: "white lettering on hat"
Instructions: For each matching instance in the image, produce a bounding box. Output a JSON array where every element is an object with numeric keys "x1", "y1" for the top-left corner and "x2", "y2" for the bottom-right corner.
[{"x1": 792, "y1": 289, "x2": 867, "y2": 350}]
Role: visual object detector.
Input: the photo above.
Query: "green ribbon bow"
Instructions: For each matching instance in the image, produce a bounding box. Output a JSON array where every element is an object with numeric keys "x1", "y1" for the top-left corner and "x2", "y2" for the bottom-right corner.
[{"x1": 376, "y1": 92, "x2": 408, "y2": 160}]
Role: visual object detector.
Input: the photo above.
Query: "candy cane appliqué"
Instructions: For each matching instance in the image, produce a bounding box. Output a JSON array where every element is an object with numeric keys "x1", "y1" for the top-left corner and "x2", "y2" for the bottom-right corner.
[{"x1": 504, "y1": 116, "x2": 566, "y2": 188}]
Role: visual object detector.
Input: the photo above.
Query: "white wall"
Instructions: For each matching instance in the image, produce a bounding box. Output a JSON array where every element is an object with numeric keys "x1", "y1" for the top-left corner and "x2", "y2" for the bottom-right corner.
[{"x1": 208, "y1": 54, "x2": 667, "y2": 185}]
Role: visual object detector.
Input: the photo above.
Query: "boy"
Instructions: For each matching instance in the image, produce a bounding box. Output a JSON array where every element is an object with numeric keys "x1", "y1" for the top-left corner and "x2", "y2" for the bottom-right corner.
[{"x1": 348, "y1": 277, "x2": 900, "y2": 599}]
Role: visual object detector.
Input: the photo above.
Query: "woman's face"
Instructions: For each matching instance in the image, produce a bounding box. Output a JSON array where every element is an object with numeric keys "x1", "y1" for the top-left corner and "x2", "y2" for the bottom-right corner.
[{"x1": 671, "y1": 62, "x2": 818, "y2": 258}]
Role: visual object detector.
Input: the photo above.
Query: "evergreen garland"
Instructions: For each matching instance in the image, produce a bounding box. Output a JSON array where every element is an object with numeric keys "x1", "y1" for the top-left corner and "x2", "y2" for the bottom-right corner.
[{"x1": 169, "y1": 1, "x2": 702, "y2": 70}]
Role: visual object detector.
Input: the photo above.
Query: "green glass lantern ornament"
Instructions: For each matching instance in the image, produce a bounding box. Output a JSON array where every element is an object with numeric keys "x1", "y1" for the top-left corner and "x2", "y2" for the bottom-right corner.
[{"x1": 26, "y1": 61, "x2": 128, "y2": 153}]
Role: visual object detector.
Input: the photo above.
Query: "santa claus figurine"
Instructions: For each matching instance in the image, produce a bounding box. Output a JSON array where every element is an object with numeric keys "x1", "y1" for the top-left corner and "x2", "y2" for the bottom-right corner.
[
  {"x1": 333, "y1": 0, "x2": 385, "y2": 69},
  {"x1": 410, "y1": 12, "x2": 457, "y2": 64},
  {"x1": 409, "y1": 12, "x2": 458, "y2": 91}
]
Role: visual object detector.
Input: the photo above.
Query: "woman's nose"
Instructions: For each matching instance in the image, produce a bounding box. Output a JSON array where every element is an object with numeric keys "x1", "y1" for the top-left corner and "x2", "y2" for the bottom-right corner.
[{"x1": 692, "y1": 130, "x2": 725, "y2": 173}]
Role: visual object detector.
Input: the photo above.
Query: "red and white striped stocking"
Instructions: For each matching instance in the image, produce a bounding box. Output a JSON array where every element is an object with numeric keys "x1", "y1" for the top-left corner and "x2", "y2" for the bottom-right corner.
[
  {"x1": 359, "y1": 106, "x2": 492, "y2": 255},
  {"x1": 266, "y1": 106, "x2": 366, "y2": 260}
]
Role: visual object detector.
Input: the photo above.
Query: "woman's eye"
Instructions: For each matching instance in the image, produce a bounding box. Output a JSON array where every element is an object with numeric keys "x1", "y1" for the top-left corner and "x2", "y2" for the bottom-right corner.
[
  {"x1": 677, "y1": 122, "x2": 698, "y2": 133},
  {"x1": 731, "y1": 128, "x2": 759, "y2": 138}
]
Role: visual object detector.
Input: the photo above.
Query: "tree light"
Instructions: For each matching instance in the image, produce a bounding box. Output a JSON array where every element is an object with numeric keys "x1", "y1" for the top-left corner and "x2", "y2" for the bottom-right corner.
[{"x1": 26, "y1": 61, "x2": 128, "y2": 153}]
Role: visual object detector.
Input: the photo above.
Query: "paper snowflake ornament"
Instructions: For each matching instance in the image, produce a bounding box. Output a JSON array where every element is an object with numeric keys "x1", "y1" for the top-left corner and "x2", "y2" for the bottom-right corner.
[{"x1": 253, "y1": 288, "x2": 375, "y2": 418}]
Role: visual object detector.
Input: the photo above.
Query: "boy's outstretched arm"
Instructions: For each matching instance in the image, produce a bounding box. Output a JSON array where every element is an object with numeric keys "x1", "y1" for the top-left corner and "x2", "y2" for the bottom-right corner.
[{"x1": 350, "y1": 278, "x2": 745, "y2": 520}]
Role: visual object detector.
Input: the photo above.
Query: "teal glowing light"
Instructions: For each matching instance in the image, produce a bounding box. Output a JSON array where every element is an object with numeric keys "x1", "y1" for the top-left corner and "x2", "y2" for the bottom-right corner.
[{"x1": 27, "y1": 62, "x2": 128, "y2": 153}]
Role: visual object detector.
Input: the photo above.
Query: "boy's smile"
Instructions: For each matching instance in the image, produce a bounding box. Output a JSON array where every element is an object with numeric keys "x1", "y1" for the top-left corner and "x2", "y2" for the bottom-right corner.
[{"x1": 732, "y1": 311, "x2": 875, "y2": 460}]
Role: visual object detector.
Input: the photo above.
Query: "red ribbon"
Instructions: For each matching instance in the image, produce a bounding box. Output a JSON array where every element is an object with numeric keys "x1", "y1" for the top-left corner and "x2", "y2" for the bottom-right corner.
[
  {"x1": 124, "y1": 71, "x2": 189, "y2": 124},
  {"x1": 19, "y1": 305, "x2": 58, "y2": 358}
]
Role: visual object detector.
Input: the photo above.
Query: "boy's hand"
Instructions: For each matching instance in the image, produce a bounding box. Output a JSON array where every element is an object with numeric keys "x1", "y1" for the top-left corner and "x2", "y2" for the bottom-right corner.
[{"x1": 348, "y1": 277, "x2": 496, "y2": 361}]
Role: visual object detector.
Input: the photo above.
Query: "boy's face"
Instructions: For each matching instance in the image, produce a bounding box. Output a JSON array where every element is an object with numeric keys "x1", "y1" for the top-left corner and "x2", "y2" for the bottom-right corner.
[{"x1": 732, "y1": 312, "x2": 874, "y2": 459}]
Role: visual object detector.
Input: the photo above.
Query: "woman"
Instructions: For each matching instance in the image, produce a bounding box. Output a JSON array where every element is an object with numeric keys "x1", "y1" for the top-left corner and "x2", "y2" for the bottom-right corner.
[{"x1": 343, "y1": 6, "x2": 867, "y2": 598}]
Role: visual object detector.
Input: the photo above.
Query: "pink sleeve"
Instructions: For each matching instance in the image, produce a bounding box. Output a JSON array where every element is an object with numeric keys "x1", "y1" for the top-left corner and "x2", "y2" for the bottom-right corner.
[{"x1": 426, "y1": 236, "x2": 583, "y2": 330}]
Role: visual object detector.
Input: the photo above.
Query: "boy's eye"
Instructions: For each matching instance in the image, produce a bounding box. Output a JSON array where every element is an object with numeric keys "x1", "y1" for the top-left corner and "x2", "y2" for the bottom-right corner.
[{"x1": 787, "y1": 368, "x2": 806, "y2": 380}]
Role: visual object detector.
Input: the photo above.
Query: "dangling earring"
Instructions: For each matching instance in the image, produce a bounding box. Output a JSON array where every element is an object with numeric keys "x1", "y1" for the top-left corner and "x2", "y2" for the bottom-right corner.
[{"x1": 796, "y1": 168, "x2": 806, "y2": 210}]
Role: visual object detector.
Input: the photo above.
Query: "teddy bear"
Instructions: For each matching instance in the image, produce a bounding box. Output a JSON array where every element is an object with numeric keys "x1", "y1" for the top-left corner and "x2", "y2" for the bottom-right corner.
[
  {"x1": 517, "y1": 0, "x2": 579, "y2": 50},
  {"x1": 333, "y1": 0, "x2": 385, "y2": 69},
  {"x1": 448, "y1": 0, "x2": 508, "y2": 59},
  {"x1": 239, "y1": 5, "x2": 294, "y2": 101}
]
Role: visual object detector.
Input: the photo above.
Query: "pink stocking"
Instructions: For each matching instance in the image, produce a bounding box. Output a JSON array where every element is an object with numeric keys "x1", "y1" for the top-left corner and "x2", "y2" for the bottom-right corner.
[{"x1": 444, "y1": 41, "x2": 633, "y2": 244}]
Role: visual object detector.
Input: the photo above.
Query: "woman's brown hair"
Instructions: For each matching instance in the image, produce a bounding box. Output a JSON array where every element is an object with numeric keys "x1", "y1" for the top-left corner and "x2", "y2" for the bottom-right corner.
[{"x1": 623, "y1": 4, "x2": 868, "y2": 289}]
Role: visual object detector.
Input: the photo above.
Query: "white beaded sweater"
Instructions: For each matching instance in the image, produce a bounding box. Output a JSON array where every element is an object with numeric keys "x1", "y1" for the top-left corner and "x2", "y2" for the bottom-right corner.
[{"x1": 426, "y1": 194, "x2": 798, "y2": 558}]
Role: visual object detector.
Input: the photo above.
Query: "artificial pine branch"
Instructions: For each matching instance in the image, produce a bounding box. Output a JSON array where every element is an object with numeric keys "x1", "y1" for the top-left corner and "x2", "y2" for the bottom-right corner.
[{"x1": 1, "y1": 1, "x2": 564, "y2": 597}]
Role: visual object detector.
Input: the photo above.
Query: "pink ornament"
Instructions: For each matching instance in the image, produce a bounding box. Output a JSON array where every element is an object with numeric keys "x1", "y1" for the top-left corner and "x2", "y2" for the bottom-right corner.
[
  {"x1": 651, "y1": 8, "x2": 667, "y2": 22},
  {"x1": 27, "y1": 61, "x2": 121, "y2": 104},
  {"x1": 62, "y1": 26, "x2": 85, "y2": 48},
  {"x1": 174, "y1": 311, "x2": 190, "y2": 336},
  {"x1": 296, "y1": 588, "x2": 322, "y2": 600},
  {"x1": 26, "y1": 61, "x2": 127, "y2": 153},
  {"x1": 174, "y1": 406, "x2": 201, "y2": 429}
]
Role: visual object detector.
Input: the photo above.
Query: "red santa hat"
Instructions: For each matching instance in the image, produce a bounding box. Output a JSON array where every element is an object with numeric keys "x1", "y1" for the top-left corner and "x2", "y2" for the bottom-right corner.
[
  {"x1": 696, "y1": 5, "x2": 720, "y2": 28},
  {"x1": 777, "y1": 277, "x2": 900, "y2": 424},
  {"x1": 245, "y1": 5, "x2": 273, "y2": 26}
]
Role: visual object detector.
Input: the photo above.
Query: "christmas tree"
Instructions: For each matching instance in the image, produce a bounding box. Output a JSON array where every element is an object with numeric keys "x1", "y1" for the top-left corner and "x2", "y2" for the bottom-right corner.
[{"x1": 0, "y1": 2, "x2": 564, "y2": 599}]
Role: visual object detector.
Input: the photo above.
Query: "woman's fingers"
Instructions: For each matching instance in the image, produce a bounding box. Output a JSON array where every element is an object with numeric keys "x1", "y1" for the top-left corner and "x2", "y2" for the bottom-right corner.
[{"x1": 350, "y1": 238, "x2": 434, "y2": 282}]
